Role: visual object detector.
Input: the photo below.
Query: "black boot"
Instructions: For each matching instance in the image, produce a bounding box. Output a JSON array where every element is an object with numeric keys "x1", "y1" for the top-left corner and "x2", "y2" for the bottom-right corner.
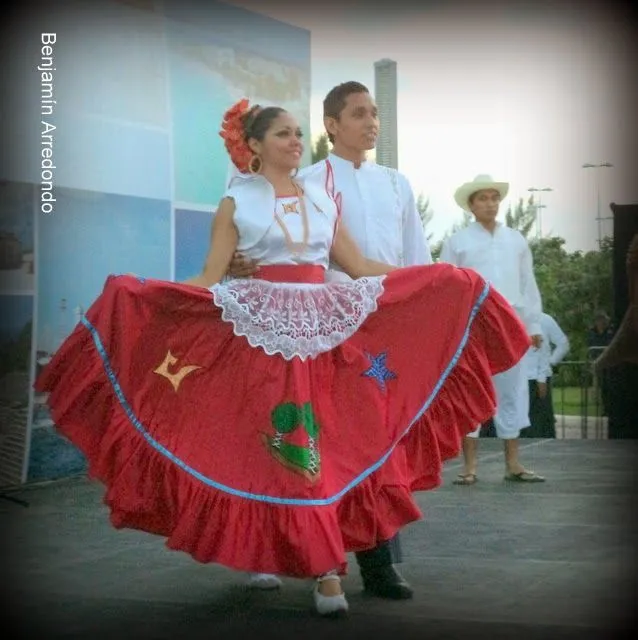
[{"x1": 355, "y1": 538, "x2": 413, "y2": 600}]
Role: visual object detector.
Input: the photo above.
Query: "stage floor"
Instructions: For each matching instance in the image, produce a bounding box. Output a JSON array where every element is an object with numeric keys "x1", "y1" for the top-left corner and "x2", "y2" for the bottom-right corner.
[{"x1": 2, "y1": 438, "x2": 635, "y2": 639}]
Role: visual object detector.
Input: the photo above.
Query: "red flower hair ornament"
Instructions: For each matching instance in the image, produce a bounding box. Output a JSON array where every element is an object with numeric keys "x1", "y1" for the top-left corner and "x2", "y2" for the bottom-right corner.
[{"x1": 219, "y1": 98, "x2": 262, "y2": 173}]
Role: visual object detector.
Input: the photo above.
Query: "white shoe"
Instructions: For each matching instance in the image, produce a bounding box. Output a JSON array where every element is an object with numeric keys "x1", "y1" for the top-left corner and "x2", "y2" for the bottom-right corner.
[
  {"x1": 247, "y1": 573, "x2": 283, "y2": 590},
  {"x1": 313, "y1": 572, "x2": 348, "y2": 617}
]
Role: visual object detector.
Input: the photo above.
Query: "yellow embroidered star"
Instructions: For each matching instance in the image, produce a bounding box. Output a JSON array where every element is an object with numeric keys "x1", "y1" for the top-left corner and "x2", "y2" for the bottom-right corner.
[{"x1": 153, "y1": 350, "x2": 202, "y2": 392}]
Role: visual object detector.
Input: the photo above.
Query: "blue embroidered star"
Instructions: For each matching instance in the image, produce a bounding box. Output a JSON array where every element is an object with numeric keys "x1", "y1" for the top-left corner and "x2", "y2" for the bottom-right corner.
[{"x1": 362, "y1": 351, "x2": 397, "y2": 392}]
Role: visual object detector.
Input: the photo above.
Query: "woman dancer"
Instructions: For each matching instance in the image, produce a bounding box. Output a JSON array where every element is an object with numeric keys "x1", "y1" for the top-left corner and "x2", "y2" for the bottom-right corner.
[{"x1": 36, "y1": 99, "x2": 531, "y2": 617}]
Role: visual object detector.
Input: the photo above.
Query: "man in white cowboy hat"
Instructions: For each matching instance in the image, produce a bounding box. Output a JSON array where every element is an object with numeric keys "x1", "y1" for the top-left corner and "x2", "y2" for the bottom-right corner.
[{"x1": 439, "y1": 174, "x2": 546, "y2": 485}]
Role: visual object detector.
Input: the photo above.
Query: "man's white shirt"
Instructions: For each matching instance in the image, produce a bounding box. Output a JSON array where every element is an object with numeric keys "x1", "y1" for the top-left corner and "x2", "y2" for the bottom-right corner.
[
  {"x1": 439, "y1": 221, "x2": 543, "y2": 336},
  {"x1": 524, "y1": 313, "x2": 570, "y2": 383},
  {"x1": 299, "y1": 153, "x2": 432, "y2": 269}
]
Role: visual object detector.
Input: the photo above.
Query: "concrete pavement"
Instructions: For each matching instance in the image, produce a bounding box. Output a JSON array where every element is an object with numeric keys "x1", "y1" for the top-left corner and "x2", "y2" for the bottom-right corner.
[{"x1": 2, "y1": 438, "x2": 635, "y2": 639}]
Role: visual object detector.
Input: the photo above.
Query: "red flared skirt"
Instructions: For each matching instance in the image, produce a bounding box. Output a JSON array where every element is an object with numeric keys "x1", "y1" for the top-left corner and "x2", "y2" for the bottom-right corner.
[{"x1": 35, "y1": 264, "x2": 530, "y2": 577}]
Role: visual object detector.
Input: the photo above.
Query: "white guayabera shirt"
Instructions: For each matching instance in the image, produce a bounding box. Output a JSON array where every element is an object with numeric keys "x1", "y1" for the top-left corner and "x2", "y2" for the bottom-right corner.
[
  {"x1": 439, "y1": 221, "x2": 543, "y2": 336},
  {"x1": 299, "y1": 152, "x2": 433, "y2": 274}
]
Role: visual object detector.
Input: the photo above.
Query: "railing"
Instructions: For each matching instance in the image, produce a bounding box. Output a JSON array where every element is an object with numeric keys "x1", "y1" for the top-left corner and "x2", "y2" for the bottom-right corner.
[{"x1": 552, "y1": 347, "x2": 608, "y2": 439}]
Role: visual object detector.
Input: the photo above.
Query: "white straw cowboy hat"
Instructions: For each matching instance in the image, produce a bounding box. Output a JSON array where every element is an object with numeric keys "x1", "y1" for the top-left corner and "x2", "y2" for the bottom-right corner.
[{"x1": 454, "y1": 174, "x2": 509, "y2": 211}]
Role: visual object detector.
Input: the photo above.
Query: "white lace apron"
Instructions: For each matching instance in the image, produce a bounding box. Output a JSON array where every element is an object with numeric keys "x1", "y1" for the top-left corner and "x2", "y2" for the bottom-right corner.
[{"x1": 210, "y1": 277, "x2": 386, "y2": 361}]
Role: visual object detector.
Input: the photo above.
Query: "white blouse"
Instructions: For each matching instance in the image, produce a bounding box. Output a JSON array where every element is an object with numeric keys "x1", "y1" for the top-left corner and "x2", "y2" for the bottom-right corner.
[{"x1": 226, "y1": 174, "x2": 338, "y2": 270}]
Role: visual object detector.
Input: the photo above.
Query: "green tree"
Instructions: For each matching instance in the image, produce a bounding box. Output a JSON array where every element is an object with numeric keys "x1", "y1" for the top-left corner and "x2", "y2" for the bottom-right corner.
[
  {"x1": 311, "y1": 133, "x2": 330, "y2": 164},
  {"x1": 530, "y1": 235, "x2": 613, "y2": 372},
  {"x1": 415, "y1": 193, "x2": 434, "y2": 242},
  {"x1": 505, "y1": 194, "x2": 536, "y2": 238}
]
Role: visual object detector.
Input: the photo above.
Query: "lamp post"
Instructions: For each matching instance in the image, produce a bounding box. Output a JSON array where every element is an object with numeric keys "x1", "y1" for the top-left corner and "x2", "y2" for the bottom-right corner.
[
  {"x1": 582, "y1": 162, "x2": 613, "y2": 249},
  {"x1": 534, "y1": 204, "x2": 547, "y2": 239},
  {"x1": 527, "y1": 187, "x2": 553, "y2": 239}
]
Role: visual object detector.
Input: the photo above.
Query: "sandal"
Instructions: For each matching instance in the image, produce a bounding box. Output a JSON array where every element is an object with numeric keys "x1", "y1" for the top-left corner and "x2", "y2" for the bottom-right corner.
[
  {"x1": 453, "y1": 473, "x2": 478, "y2": 485},
  {"x1": 504, "y1": 471, "x2": 545, "y2": 483}
]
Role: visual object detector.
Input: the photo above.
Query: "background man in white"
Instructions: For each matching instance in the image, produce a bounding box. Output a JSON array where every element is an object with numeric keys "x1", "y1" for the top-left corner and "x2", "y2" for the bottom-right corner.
[
  {"x1": 229, "y1": 82, "x2": 432, "y2": 599},
  {"x1": 440, "y1": 175, "x2": 545, "y2": 485},
  {"x1": 522, "y1": 312, "x2": 570, "y2": 438}
]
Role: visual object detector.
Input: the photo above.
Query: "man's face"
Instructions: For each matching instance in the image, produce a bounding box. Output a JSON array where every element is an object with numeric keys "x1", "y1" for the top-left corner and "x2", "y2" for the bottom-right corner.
[
  {"x1": 324, "y1": 91, "x2": 379, "y2": 152},
  {"x1": 469, "y1": 189, "x2": 501, "y2": 225}
]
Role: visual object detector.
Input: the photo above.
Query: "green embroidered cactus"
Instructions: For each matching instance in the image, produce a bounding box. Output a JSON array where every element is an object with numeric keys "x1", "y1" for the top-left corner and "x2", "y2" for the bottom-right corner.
[{"x1": 265, "y1": 402, "x2": 321, "y2": 480}]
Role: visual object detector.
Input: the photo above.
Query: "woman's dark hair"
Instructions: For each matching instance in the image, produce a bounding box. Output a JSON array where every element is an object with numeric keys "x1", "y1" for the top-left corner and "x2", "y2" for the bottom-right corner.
[{"x1": 241, "y1": 105, "x2": 286, "y2": 143}]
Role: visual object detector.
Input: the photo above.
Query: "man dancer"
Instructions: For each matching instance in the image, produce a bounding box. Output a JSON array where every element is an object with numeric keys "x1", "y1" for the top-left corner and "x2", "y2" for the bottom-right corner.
[
  {"x1": 439, "y1": 174, "x2": 546, "y2": 485},
  {"x1": 229, "y1": 81, "x2": 432, "y2": 598}
]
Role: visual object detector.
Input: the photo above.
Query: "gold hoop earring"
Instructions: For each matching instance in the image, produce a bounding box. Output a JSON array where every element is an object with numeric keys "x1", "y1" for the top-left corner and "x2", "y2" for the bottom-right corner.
[{"x1": 248, "y1": 154, "x2": 262, "y2": 174}]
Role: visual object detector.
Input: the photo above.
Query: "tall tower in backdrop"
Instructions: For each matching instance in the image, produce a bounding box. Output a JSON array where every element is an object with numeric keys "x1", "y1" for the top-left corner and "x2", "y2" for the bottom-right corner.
[{"x1": 374, "y1": 58, "x2": 398, "y2": 169}]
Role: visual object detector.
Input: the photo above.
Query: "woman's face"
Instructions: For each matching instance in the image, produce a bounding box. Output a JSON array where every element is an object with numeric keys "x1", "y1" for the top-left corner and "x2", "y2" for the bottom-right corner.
[{"x1": 254, "y1": 112, "x2": 304, "y2": 172}]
